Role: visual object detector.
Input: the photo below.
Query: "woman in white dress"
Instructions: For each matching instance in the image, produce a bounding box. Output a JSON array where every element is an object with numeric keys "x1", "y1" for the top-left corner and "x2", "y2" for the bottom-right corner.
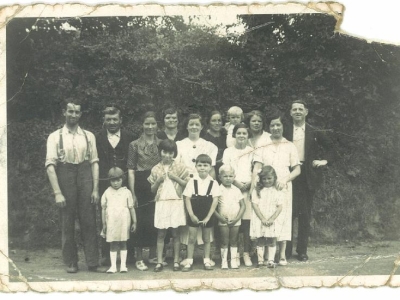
[
  {"x1": 176, "y1": 113, "x2": 218, "y2": 263},
  {"x1": 252, "y1": 112, "x2": 301, "y2": 265}
]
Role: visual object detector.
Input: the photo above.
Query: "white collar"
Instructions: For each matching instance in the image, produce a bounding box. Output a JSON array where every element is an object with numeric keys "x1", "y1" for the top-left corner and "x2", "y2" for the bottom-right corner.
[
  {"x1": 107, "y1": 129, "x2": 121, "y2": 137},
  {"x1": 63, "y1": 125, "x2": 84, "y2": 135},
  {"x1": 294, "y1": 123, "x2": 305, "y2": 131}
]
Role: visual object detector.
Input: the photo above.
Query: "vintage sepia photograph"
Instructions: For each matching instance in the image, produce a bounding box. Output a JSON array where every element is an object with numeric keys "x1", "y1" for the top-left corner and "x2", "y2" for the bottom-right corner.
[{"x1": 1, "y1": 1, "x2": 400, "y2": 295}]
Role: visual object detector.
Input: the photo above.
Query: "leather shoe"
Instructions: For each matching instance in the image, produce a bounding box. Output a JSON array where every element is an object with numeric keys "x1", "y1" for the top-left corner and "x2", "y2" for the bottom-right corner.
[
  {"x1": 88, "y1": 266, "x2": 103, "y2": 272},
  {"x1": 154, "y1": 263, "x2": 163, "y2": 272},
  {"x1": 297, "y1": 253, "x2": 309, "y2": 262},
  {"x1": 66, "y1": 263, "x2": 78, "y2": 273}
]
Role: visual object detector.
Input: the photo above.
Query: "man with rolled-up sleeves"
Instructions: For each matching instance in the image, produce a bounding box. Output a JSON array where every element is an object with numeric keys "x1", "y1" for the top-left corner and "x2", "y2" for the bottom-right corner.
[{"x1": 46, "y1": 99, "x2": 100, "y2": 273}]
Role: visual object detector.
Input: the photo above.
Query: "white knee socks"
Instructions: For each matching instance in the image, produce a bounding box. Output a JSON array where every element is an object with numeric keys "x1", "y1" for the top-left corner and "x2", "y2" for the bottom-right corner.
[
  {"x1": 107, "y1": 251, "x2": 117, "y2": 273},
  {"x1": 120, "y1": 250, "x2": 128, "y2": 272}
]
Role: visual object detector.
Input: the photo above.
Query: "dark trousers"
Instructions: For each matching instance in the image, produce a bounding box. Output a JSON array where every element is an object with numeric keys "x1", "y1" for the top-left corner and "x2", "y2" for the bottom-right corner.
[
  {"x1": 57, "y1": 161, "x2": 98, "y2": 267},
  {"x1": 287, "y1": 164, "x2": 315, "y2": 257}
]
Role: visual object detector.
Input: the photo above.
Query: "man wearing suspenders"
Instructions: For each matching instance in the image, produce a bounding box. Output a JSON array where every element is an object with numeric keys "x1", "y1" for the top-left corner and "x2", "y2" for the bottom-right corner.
[{"x1": 46, "y1": 100, "x2": 100, "y2": 273}]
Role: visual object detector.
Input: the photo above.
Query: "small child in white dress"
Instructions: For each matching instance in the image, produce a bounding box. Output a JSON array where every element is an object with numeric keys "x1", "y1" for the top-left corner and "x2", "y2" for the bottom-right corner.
[
  {"x1": 101, "y1": 167, "x2": 137, "y2": 273},
  {"x1": 214, "y1": 165, "x2": 245, "y2": 269},
  {"x1": 250, "y1": 166, "x2": 283, "y2": 268}
]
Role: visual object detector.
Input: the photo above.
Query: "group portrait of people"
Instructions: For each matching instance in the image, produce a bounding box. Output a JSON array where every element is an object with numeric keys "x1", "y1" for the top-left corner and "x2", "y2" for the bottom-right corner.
[{"x1": 45, "y1": 99, "x2": 335, "y2": 274}]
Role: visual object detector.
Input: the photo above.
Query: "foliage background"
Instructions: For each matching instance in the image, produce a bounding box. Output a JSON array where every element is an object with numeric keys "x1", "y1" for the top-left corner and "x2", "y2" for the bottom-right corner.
[{"x1": 6, "y1": 14, "x2": 400, "y2": 248}]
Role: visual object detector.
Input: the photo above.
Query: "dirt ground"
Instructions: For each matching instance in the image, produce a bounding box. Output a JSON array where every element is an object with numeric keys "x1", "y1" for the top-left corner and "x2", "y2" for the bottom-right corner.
[{"x1": 6, "y1": 240, "x2": 400, "y2": 284}]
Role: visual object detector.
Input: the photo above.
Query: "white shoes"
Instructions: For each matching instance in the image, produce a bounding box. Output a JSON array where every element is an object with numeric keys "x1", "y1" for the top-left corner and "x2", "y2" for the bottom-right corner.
[{"x1": 243, "y1": 252, "x2": 253, "y2": 267}]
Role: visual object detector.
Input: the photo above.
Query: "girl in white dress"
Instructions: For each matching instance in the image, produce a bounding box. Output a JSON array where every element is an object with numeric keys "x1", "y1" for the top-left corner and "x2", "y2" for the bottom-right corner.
[
  {"x1": 148, "y1": 139, "x2": 189, "y2": 272},
  {"x1": 252, "y1": 112, "x2": 301, "y2": 266},
  {"x1": 101, "y1": 167, "x2": 137, "y2": 273},
  {"x1": 250, "y1": 166, "x2": 283, "y2": 268}
]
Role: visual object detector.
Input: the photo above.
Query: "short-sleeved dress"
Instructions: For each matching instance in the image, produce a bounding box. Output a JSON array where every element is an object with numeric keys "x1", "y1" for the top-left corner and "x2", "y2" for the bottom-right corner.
[
  {"x1": 101, "y1": 187, "x2": 134, "y2": 242},
  {"x1": 148, "y1": 160, "x2": 189, "y2": 229},
  {"x1": 222, "y1": 145, "x2": 254, "y2": 221},
  {"x1": 127, "y1": 135, "x2": 161, "y2": 247},
  {"x1": 253, "y1": 137, "x2": 300, "y2": 241},
  {"x1": 218, "y1": 185, "x2": 244, "y2": 226},
  {"x1": 250, "y1": 188, "x2": 284, "y2": 238}
]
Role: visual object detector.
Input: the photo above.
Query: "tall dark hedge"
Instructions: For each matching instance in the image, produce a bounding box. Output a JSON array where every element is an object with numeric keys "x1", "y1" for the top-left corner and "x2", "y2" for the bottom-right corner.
[{"x1": 7, "y1": 14, "x2": 400, "y2": 248}]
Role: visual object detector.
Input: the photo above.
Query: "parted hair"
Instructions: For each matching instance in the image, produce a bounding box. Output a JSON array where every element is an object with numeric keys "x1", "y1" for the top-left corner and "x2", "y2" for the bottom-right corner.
[{"x1": 255, "y1": 165, "x2": 278, "y2": 198}]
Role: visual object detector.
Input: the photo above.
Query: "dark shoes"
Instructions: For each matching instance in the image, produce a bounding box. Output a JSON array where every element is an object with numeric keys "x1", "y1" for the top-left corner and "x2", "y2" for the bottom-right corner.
[
  {"x1": 297, "y1": 253, "x2": 309, "y2": 262},
  {"x1": 173, "y1": 262, "x2": 180, "y2": 272},
  {"x1": 154, "y1": 263, "x2": 163, "y2": 272},
  {"x1": 66, "y1": 263, "x2": 78, "y2": 273},
  {"x1": 88, "y1": 265, "x2": 106, "y2": 272}
]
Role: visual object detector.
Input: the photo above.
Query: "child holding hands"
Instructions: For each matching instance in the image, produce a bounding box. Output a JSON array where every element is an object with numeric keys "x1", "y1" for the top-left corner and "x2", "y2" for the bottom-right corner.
[
  {"x1": 182, "y1": 154, "x2": 221, "y2": 272},
  {"x1": 101, "y1": 167, "x2": 137, "y2": 273},
  {"x1": 214, "y1": 165, "x2": 245, "y2": 269},
  {"x1": 250, "y1": 166, "x2": 283, "y2": 268},
  {"x1": 148, "y1": 139, "x2": 189, "y2": 272}
]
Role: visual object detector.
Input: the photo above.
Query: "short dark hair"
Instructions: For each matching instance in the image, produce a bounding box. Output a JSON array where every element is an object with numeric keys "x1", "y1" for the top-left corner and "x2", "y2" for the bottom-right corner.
[
  {"x1": 103, "y1": 104, "x2": 122, "y2": 118},
  {"x1": 207, "y1": 110, "x2": 223, "y2": 125},
  {"x1": 158, "y1": 139, "x2": 178, "y2": 158},
  {"x1": 196, "y1": 154, "x2": 212, "y2": 165},
  {"x1": 291, "y1": 100, "x2": 308, "y2": 109},
  {"x1": 62, "y1": 98, "x2": 82, "y2": 110},
  {"x1": 162, "y1": 108, "x2": 179, "y2": 120},
  {"x1": 265, "y1": 110, "x2": 284, "y2": 127},
  {"x1": 232, "y1": 123, "x2": 251, "y2": 138},
  {"x1": 183, "y1": 113, "x2": 204, "y2": 130}
]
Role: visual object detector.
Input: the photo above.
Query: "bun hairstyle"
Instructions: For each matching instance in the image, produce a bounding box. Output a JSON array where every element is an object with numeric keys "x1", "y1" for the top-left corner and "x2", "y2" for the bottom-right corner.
[
  {"x1": 108, "y1": 167, "x2": 125, "y2": 181},
  {"x1": 256, "y1": 165, "x2": 277, "y2": 197},
  {"x1": 142, "y1": 111, "x2": 157, "y2": 123}
]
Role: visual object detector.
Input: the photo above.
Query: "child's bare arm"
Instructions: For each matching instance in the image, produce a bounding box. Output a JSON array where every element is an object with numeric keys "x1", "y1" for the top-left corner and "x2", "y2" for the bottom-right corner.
[
  {"x1": 150, "y1": 175, "x2": 165, "y2": 194},
  {"x1": 102, "y1": 207, "x2": 107, "y2": 232},
  {"x1": 229, "y1": 198, "x2": 245, "y2": 226},
  {"x1": 202, "y1": 196, "x2": 219, "y2": 225},
  {"x1": 252, "y1": 202, "x2": 267, "y2": 225},
  {"x1": 214, "y1": 208, "x2": 228, "y2": 224},
  {"x1": 267, "y1": 204, "x2": 282, "y2": 224},
  {"x1": 129, "y1": 207, "x2": 137, "y2": 232},
  {"x1": 168, "y1": 173, "x2": 187, "y2": 187}
]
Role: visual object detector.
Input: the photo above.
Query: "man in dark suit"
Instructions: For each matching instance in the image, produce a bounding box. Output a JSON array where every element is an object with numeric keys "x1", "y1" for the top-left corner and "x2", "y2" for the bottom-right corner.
[
  {"x1": 96, "y1": 105, "x2": 135, "y2": 266},
  {"x1": 284, "y1": 100, "x2": 335, "y2": 261}
]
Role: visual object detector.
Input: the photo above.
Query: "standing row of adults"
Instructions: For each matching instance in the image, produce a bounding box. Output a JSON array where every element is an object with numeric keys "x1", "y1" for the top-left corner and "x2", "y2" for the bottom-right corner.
[{"x1": 46, "y1": 100, "x2": 333, "y2": 273}]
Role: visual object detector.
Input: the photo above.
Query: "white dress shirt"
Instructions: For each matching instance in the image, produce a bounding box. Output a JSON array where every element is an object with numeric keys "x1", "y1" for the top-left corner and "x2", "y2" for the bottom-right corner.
[{"x1": 293, "y1": 124, "x2": 305, "y2": 161}]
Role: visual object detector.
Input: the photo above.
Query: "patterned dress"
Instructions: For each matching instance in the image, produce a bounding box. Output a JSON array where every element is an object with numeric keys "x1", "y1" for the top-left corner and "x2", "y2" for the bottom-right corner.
[{"x1": 148, "y1": 160, "x2": 189, "y2": 229}]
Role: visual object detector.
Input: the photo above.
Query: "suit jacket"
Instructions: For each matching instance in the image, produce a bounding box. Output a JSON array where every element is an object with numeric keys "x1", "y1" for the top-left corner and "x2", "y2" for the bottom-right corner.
[
  {"x1": 96, "y1": 128, "x2": 135, "y2": 193},
  {"x1": 284, "y1": 122, "x2": 335, "y2": 191}
]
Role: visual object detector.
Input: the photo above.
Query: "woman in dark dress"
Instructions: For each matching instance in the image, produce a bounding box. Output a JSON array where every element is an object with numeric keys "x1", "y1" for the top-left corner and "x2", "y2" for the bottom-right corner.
[
  {"x1": 127, "y1": 111, "x2": 161, "y2": 271},
  {"x1": 201, "y1": 110, "x2": 227, "y2": 180},
  {"x1": 157, "y1": 108, "x2": 186, "y2": 142}
]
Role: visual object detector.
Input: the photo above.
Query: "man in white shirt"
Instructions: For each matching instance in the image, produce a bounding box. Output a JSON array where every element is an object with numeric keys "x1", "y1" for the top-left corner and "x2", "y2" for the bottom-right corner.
[{"x1": 46, "y1": 99, "x2": 100, "y2": 273}]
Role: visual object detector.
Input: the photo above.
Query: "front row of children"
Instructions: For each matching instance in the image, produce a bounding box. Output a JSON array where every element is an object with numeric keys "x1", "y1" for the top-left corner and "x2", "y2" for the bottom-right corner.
[{"x1": 101, "y1": 139, "x2": 284, "y2": 273}]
